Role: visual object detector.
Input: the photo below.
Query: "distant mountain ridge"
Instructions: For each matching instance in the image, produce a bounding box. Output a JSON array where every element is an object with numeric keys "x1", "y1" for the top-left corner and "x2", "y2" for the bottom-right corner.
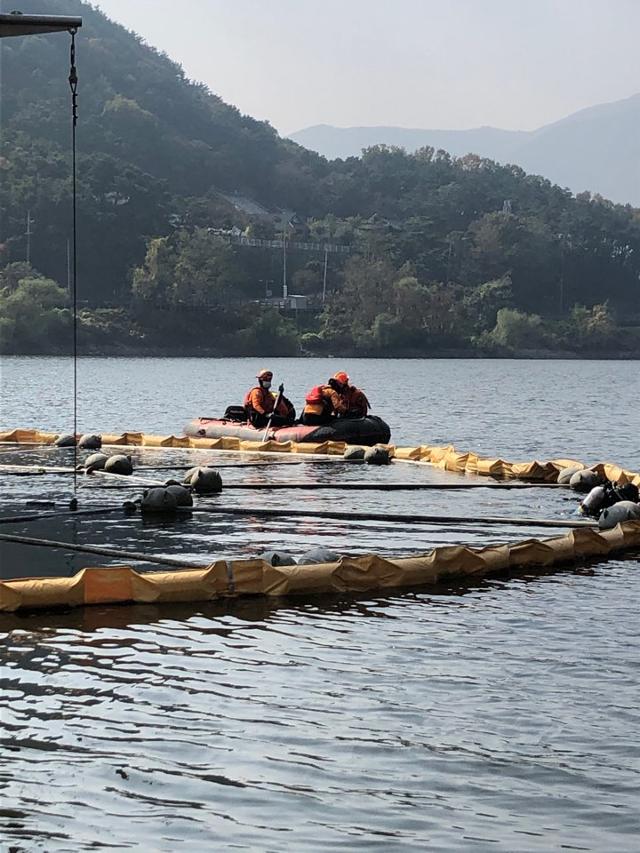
[{"x1": 290, "y1": 94, "x2": 640, "y2": 206}]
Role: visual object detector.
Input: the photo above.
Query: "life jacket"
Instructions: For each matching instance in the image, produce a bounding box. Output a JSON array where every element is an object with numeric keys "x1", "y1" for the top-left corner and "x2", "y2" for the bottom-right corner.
[
  {"x1": 243, "y1": 386, "x2": 274, "y2": 415},
  {"x1": 344, "y1": 386, "x2": 369, "y2": 416},
  {"x1": 305, "y1": 385, "x2": 324, "y2": 404},
  {"x1": 303, "y1": 385, "x2": 333, "y2": 417}
]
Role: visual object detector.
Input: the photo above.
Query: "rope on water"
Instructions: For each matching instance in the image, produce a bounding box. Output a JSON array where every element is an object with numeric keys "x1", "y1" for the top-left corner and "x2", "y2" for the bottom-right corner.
[
  {"x1": 0, "y1": 465, "x2": 566, "y2": 490},
  {"x1": 219, "y1": 481, "x2": 567, "y2": 491},
  {"x1": 192, "y1": 504, "x2": 596, "y2": 529}
]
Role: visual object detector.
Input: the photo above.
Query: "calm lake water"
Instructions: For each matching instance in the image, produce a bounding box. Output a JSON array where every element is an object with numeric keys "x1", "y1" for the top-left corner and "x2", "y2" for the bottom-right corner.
[{"x1": 1, "y1": 357, "x2": 639, "y2": 851}]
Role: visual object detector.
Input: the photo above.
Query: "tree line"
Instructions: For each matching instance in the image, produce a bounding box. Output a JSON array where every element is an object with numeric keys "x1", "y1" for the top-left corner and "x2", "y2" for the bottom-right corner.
[{"x1": 1, "y1": 0, "x2": 639, "y2": 356}]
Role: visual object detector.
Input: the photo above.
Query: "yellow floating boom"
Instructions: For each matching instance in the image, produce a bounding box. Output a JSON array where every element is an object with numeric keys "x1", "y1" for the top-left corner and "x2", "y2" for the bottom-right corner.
[
  {"x1": 1, "y1": 521, "x2": 639, "y2": 612},
  {"x1": 1, "y1": 427, "x2": 638, "y2": 486}
]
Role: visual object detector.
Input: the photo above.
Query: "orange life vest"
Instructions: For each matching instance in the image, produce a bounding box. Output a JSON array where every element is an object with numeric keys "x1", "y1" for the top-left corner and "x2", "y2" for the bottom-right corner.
[
  {"x1": 305, "y1": 385, "x2": 324, "y2": 404},
  {"x1": 243, "y1": 386, "x2": 274, "y2": 415},
  {"x1": 303, "y1": 384, "x2": 345, "y2": 417},
  {"x1": 343, "y1": 386, "x2": 369, "y2": 416}
]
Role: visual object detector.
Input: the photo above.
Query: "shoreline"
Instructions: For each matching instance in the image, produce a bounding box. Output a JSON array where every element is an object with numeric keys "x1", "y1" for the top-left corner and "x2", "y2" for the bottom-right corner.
[{"x1": 2, "y1": 348, "x2": 639, "y2": 360}]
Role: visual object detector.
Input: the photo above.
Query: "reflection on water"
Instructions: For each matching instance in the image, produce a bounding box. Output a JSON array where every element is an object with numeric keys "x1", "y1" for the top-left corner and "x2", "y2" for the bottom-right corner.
[{"x1": 1, "y1": 357, "x2": 639, "y2": 850}]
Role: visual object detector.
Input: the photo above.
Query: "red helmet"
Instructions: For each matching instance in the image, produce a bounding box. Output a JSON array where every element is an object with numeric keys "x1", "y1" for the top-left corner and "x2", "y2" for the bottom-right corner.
[
  {"x1": 256, "y1": 369, "x2": 273, "y2": 380},
  {"x1": 333, "y1": 371, "x2": 349, "y2": 385}
]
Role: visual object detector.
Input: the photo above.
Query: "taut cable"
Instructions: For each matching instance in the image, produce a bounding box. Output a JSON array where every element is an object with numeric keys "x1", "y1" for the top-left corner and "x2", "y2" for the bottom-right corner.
[{"x1": 68, "y1": 28, "x2": 79, "y2": 510}]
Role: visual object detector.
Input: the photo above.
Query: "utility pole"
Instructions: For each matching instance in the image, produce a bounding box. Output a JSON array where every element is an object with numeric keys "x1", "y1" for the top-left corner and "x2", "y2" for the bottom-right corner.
[
  {"x1": 559, "y1": 240, "x2": 564, "y2": 315},
  {"x1": 558, "y1": 232, "x2": 570, "y2": 316},
  {"x1": 322, "y1": 245, "x2": 329, "y2": 304},
  {"x1": 25, "y1": 209, "x2": 35, "y2": 264},
  {"x1": 66, "y1": 238, "x2": 71, "y2": 295},
  {"x1": 282, "y1": 229, "x2": 288, "y2": 300}
]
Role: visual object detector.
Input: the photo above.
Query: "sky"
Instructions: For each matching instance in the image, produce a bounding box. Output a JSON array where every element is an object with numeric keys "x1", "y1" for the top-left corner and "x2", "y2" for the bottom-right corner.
[{"x1": 93, "y1": 0, "x2": 640, "y2": 136}]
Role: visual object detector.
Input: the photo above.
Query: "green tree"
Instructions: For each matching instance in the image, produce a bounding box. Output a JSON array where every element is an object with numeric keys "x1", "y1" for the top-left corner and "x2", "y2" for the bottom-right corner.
[
  {"x1": 0, "y1": 261, "x2": 36, "y2": 291},
  {"x1": 569, "y1": 302, "x2": 617, "y2": 349},
  {"x1": 487, "y1": 307, "x2": 549, "y2": 350},
  {"x1": 0, "y1": 275, "x2": 70, "y2": 353},
  {"x1": 132, "y1": 229, "x2": 248, "y2": 307},
  {"x1": 463, "y1": 275, "x2": 514, "y2": 333}
]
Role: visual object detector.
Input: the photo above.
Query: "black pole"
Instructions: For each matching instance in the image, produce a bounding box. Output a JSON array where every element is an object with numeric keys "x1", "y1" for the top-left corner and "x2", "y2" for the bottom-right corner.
[{"x1": 69, "y1": 29, "x2": 79, "y2": 510}]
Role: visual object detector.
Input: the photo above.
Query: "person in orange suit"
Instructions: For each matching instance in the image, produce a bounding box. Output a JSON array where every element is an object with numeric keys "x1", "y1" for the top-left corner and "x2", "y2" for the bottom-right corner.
[
  {"x1": 301, "y1": 371, "x2": 370, "y2": 425},
  {"x1": 301, "y1": 384, "x2": 339, "y2": 425},
  {"x1": 327, "y1": 371, "x2": 370, "y2": 418},
  {"x1": 244, "y1": 369, "x2": 295, "y2": 428}
]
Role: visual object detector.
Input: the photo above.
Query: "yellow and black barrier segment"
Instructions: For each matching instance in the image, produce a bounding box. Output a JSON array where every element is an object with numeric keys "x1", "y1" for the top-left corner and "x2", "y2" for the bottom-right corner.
[
  {"x1": 1, "y1": 520, "x2": 639, "y2": 613},
  {"x1": 393, "y1": 444, "x2": 640, "y2": 487},
  {"x1": 1, "y1": 427, "x2": 638, "y2": 488},
  {"x1": 0, "y1": 428, "x2": 346, "y2": 456}
]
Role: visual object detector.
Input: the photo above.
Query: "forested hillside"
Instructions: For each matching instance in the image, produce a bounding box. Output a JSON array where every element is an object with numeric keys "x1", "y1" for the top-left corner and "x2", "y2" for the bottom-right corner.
[
  {"x1": 1, "y1": 0, "x2": 639, "y2": 357},
  {"x1": 290, "y1": 93, "x2": 640, "y2": 207},
  {"x1": 0, "y1": 0, "x2": 328, "y2": 299}
]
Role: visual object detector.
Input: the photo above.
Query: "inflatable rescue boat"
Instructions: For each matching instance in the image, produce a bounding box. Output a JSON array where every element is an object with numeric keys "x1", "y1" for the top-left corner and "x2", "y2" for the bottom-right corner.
[{"x1": 184, "y1": 415, "x2": 391, "y2": 445}]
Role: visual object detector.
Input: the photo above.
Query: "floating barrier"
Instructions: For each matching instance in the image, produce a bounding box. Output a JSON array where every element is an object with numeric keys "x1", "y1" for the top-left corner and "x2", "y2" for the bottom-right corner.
[
  {"x1": 2, "y1": 427, "x2": 638, "y2": 614},
  {"x1": 1, "y1": 428, "x2": 638, "y2": 486},
  {"x1": 1, "y1": 520, "x2": 639, "y2": 612},
  {"x1": 0, "y1": 465, "x2": 570, "y2": 489}
]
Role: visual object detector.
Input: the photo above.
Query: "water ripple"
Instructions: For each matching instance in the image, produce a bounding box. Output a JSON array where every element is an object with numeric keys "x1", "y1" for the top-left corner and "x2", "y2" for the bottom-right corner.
[{"x1": 2, "y1": 357, "x2": 640, "y2": 849}]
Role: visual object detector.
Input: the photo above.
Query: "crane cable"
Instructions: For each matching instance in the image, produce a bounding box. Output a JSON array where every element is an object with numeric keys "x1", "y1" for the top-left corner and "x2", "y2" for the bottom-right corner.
[{"x1": 68, "y1": 28, "x2": 79, "y2": 511}]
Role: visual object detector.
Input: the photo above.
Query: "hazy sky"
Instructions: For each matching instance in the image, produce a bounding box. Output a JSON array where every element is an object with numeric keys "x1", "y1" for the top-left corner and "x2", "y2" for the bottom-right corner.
[{"x1": 94, "y1": 0, "x2": 639, "y2": 135}]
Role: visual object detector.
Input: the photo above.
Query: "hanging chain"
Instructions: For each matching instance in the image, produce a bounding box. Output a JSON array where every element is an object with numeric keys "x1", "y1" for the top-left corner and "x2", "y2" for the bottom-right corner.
[
  {"x1": 68, "y1": 29, "x2": 79, "y2": 510},
  {"x1": 69, "y1": 28, "x2": 78, "y2": 126}
]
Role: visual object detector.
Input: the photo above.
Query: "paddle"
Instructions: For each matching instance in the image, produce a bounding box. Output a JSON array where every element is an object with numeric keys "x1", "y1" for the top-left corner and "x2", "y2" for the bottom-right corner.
[{"x1": 262, "y1": 382, "x2": 285, "y2": 441}]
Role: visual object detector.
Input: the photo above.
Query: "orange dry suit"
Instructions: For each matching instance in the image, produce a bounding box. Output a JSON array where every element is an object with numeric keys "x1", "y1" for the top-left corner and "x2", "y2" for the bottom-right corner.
[
  {"x1": 301, "y1": 385, "x2": 344, "y2": 426},
  {"x1": 244, "y1": 387, "x2": 295, "y2": 428},
  {"x1": 341, "y1": 385, "x2": 370, "y2": 418}
]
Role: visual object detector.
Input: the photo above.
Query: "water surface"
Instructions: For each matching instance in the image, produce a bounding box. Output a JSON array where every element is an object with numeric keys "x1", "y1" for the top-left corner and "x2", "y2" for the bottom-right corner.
[{"x1": 1, "y1": 357, "x2": 639, "y2": 850}]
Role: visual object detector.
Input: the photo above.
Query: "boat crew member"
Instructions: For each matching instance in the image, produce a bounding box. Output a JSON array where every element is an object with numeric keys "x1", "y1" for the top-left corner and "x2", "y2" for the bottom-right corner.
[
  {"x1": 327, "y1": 371, "x2": 370, "y2": 418},
  {"x1": 301, "y1": 384, "x2": 340, "y2": 426},
  {"x1": 244, "y1": 369, "x2": 295, "y2": 428}
]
